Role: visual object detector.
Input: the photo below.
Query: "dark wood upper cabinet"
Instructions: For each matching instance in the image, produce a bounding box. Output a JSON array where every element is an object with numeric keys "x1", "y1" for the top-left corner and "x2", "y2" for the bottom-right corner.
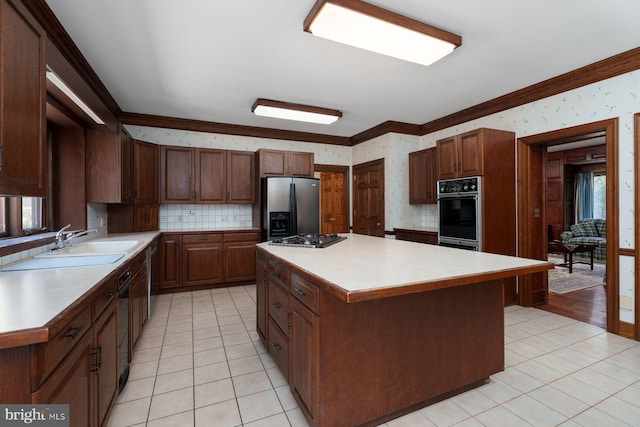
[
  {"x1": 227, "y1": 150, "x2": 255, "y2": 203},
  {"x1": 0, "y1": 0, "x2": 47, "y2": 197},
  {"x1": 409, "y1": 147, "x2": 437, "y2": 204},
  {"x1": 160, "y1": 145, "x2": 194, "y2": 203},
  {"x1": 161, "y1": 146, "x2": 254, "y2": 204},
  {"x1": 133, "y1": 140, "x2": 158, "y2": 204},
  {"x1": 86, "y1": 126, "x2": 133, "y2": 203},
  {"x1": 257, "y1": 149, "x2": 314, "y2": 177},
  {"x1": 436, "y1": 130, "x2": 484, "y2": 179},
  {"x1": 196, "y1": 148, "x2": 225, "y2": 203}
]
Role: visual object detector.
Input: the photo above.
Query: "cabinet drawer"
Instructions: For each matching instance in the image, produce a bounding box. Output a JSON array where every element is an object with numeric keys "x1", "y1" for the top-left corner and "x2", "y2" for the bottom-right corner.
[
  {"x1": 291, "y1": 272, "x2": 319, "y2": 315},
  {"x1": 34, "y1": 304, "x2": 92, "y2": 387},
  {"x1": 269, "y1": 281, "x2": 290, "y2": 336},
  {"x1": 92, "y1": 275, "x2": 117, "y2": 322},
  {"x1": 268, "y1": 318, "x2": 289, "y2": 380},
  {"x1": 223, "y1": 232, "x2": 260, "y2": 243},
  {"x1": 183, "y1": 233, "x2": 222, "y2": 244},
  {"x1": 269, "y1": 259, "x2": 290, "y2": 290}
]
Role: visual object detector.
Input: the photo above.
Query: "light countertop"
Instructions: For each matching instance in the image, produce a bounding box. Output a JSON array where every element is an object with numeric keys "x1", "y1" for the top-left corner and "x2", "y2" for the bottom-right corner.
[
  {"x1": 257, "y1": 233, "x2": 553, "y2": 302},
  {"x1": 0, "y1": 232, "x2": 160, "y2": 343}
]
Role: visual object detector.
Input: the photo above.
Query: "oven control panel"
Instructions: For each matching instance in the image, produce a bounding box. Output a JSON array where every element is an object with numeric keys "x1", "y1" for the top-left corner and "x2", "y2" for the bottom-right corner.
[{"x1": 438, "y1": 177, "x2": 480, "y2": 194}]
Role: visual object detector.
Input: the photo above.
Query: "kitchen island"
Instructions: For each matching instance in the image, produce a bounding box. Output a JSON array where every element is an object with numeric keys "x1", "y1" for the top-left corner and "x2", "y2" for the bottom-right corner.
[{"x1": 256, "y1": 234, "x2": 553, "y2": 427}]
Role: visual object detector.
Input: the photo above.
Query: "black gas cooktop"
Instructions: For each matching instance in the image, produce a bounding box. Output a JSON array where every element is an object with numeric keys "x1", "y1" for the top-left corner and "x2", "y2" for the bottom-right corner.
[{"x1": 268, "y1": 233, "x2": 347, "y2": 248}]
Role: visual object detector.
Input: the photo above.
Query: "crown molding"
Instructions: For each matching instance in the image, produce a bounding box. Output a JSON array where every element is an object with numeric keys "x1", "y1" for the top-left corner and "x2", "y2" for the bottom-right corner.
[
  {"x1": 420, "y1": 46, "x2": 640, "y2": 135},
  {"x1": 29, "y1": 0, "x2": 640, "y2": 145},
  {"x1": 120, "y1": 112, "x2": 352, "y2": 146},
  {"x1": 350, "y1": 121, "x2": 422, "y2": 145}
]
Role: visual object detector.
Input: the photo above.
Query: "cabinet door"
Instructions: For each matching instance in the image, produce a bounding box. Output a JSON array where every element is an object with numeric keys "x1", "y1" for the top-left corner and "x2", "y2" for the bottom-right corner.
[
  {"x1": 159, "y1": 235, "x2": 181, "y2": 289},
  {"x1": 458, "y1": 130, "x2": 483, "y2": 177},
  {"x1": 409, "y1": 148, "x2": 436, "y2": 204},
  {"x1": 130, "y1": 266, "x2": 146, "y2": 349},
  {"x1": 93, "y1": 302, "x2": 117, "y2": 427},
  {"x1": 145, "y1": 204, "x2": 159, "y2": 231},
  {"x1": 134, "y1": 140, "x2": 159, "y2": 204},
  {"x1": 195, "y1": 148, "x2": 225, "y2": 203},
  {"x1": 436, "y1": 136, "x2": 457, "y2": 180},
  {"x1": 290, "y1": 299, "x2": 318, "y2": 422},
  {"x1": 256, "y1": 252, "x2": 267, "y2": 343},
  {"x1": 258, "y1": 149, "x2": 287, "y2": 177},
  {"x1": 182, "y1": 236, "x2": 223, "y2": 286},
  {"x1": 224, "y1": 242, "x2": 257, "y2": 282},
  {"x1": 86, "y1": 127, "x2": 133, "y2": 203},
  {"x1": 227, "y1": 151, "x2": 255, "y2": 203},
  {"x1": 32, "y1": 332, "x2": 93, "y2": 427},
  {"x1": 0, "y1": 0, "x2": 46, "y2": 197},
  {"x1": 160, "y1": 146, "x2": 194, "y2": 203},
  {"x1": 287, "y1": 152, "x2": 314, "y2": 177}
]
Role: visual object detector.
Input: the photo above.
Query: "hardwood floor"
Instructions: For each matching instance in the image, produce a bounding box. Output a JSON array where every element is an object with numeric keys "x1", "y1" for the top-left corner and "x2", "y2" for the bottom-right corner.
[{"x1": 536, "y1": 283, "x2": 607, "y2": 329}]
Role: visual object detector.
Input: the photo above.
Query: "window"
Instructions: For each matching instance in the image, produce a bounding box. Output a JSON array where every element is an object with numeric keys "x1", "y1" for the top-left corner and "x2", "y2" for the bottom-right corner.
[
  {"x1": 593, "y1": 174, "x2": 606, "y2": 219},
  {"x1": 0, "y1": 197, "x2": 6, "y2": 237},
  {"x1": 22, "y1": 197, "x2": 44, "y2": 233},
  {"x1": 0, "y1": 196, "x2": 47, "y2": 239}
]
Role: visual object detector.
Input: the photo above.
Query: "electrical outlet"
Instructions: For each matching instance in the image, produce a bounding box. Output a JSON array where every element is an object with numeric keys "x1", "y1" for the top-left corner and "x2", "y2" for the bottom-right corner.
[
  {"x1": 177, "y1": 215, "x2": 182, "y2": 222},
  {"x1": 188, "y1": 210, "x2": 195, "y2": 216}
]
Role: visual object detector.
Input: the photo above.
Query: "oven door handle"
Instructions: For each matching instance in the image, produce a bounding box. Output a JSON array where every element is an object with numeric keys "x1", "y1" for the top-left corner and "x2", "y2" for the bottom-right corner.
[{"x1": 437, "y1": 194, "x2": 478, "y2": 201}]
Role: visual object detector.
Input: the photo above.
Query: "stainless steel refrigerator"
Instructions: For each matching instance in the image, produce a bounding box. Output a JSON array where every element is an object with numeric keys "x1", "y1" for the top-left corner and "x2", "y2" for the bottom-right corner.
[{"x1": 261, "y1": 176, "x2": 320, "y2": 240}]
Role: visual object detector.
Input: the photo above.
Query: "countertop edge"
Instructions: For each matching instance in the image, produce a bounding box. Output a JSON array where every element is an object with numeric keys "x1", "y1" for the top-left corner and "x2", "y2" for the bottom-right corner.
[{"x1": 0, "y1": 231, "x2": 160, "y2": 349}]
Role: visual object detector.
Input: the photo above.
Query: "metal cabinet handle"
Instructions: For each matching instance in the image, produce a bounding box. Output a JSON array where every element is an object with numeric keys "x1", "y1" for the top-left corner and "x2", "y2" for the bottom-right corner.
[
  {"x1": 294, "y1": 288, "x2": 305, "y2": 296},
  {"x1": 272, "y1": 343, "x2": 282, "y2": 352},
  {"x1": 270, "y1": 270, "x2": 280, "y2": 278},
  {"x1": 105, "y1": 291, "x2": 115, "y2": 298},
  {"x1": 67, "y1": 325, "x2": 84, "y2": 339},
  {"x1": 273, "y1": 302, "x2": 282, "y2": 309}
]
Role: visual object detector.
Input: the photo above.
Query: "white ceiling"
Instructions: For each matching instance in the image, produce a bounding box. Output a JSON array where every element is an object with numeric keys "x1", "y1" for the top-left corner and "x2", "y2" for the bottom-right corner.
[{"x1": 44, "y1": 0, "x2": 640, "y2": 138}]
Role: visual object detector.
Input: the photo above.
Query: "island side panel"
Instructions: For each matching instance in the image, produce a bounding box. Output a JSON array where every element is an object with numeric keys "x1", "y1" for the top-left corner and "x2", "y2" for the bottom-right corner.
[{"x1": 317, "y1": 280, "x2": 504, "y2": 427}]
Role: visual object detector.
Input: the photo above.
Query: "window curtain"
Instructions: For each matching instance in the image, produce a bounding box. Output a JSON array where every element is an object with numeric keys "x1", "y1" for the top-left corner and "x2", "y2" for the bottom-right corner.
[{"x1": 574, "y1": 172, "x2": 594, "y2": 222}]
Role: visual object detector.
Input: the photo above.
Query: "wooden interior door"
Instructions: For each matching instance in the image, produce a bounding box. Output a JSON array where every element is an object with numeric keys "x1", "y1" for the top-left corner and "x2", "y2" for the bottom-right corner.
[
  {"x1": 320, "y1": 172, "x2": 347, "y2": 233},
  {"x1": 353, "y1": 159, "x2": 384, "y2": 237}
]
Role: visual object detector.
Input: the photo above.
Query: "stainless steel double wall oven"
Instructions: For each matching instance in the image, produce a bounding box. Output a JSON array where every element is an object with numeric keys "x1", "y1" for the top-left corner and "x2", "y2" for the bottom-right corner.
[{"x1": 437, "y1": 176, "x2": 482, "y2": 251}]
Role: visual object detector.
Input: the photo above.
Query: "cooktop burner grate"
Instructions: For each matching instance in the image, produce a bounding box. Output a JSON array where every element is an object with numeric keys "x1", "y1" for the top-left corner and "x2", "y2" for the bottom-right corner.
[{"x1": 268, "y1": 233, "x2": 347, "y2": 248}]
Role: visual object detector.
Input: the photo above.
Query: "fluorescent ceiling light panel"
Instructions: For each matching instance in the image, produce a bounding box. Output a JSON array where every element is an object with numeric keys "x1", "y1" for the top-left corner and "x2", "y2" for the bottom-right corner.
[
  {"x1": 46, "y1": 70, "x2": 105, "y2": 125},
  {"x1": 252, "y1": 99, "x2": 342, "y2": 125},
  {"x1": 304, "y1": 0, "x2": 461, "y2": 66}
]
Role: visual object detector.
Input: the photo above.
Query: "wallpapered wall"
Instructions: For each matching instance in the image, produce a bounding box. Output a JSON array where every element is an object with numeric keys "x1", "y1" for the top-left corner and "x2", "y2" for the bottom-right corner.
[
  {"x1": 353, "y1": 70, "x2": 639, "y2": 323},
  {"x1": 127, "y1": 70, "x2": 639, "y2": 323}
]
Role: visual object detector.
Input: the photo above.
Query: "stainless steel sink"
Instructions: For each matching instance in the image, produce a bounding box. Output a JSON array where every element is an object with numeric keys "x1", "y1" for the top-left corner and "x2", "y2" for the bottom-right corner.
[{"x1": 1, "y1": 254, "x2": 125, "y2": 271}]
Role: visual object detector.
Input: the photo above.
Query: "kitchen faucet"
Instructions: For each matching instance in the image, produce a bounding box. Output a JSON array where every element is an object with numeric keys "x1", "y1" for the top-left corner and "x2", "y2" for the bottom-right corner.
[
  {"x1": 53, "y1": 225, "x2": 98, "y2": 250},
  {"x1": 54, "y1": 224, "x2": 72, "y2": 250}
]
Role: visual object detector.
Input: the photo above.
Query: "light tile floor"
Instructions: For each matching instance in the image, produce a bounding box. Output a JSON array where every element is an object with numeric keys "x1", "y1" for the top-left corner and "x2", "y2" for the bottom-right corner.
[{"x1": 106, "y1": 285, "x2": 640, "y2": 427}]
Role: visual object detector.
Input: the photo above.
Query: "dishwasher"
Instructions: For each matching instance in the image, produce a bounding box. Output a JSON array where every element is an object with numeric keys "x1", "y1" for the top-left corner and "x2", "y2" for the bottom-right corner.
[{"x1": 117, "y1": 267, "x2": 131, "y2": 393}]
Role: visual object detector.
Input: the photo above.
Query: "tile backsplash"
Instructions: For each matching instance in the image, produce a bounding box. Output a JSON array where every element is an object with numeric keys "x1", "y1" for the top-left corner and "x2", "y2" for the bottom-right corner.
[{"x1": 159, "y1": 204, "x2": 253, "y2": 230}]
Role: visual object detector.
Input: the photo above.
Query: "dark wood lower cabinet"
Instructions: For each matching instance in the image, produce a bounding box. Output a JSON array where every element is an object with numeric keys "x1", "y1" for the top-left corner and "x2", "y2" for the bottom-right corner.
[
  {"x1": 0, "y1": 250, "x2": 148, "y2": 427},
  {"x1": 256, "y1": 251, "x2": 267, "y2": 341},
  {"x1": 158, "y1": 230, "x2": 259, "y2": 293},
  {"x1": 182, "y1": 234, "x2": 223, "y2": 286},
  {"x1": 290, "y1": 298, "x2": 318, "y2": 422},
  {"x1": 259, "y1": 248, "x2": 504, "y2": 427},
  {"x1": 31, "y1": 332, "x2": 93, "y2": 427},
  {"x1": 93, "y1": 302, "x2": 118, "y2": 427}
]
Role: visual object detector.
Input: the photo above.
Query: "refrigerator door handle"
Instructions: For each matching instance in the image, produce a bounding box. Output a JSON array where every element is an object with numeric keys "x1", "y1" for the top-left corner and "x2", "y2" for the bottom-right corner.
[{"x1": 289, "y1": 182, "x2": 297, "y2": 235}]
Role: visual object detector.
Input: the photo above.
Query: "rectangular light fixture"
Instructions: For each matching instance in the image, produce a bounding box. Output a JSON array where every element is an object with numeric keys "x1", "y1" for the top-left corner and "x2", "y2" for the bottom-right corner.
[
  {"x1": 304, "y1": 0, "x2": 461, "y2": 67},
  {"x1": 46, "y1": 70, "x2": 105, "y2": 125},
  {"x1": 252, "y1": 98, "x2": 342, "y2": 125}
]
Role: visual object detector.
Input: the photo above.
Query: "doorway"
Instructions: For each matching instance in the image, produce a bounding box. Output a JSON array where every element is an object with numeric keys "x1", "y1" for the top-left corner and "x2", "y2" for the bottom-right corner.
[
  {"x1": 352, "y1": 159, "x2": 385, "y2": 237},
  {"x1": 316, "y1": 164, "x2": 350, "y2": 234},
  {"x1": 518, "y1": 119, "x2": 618, "y2": 333}
]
